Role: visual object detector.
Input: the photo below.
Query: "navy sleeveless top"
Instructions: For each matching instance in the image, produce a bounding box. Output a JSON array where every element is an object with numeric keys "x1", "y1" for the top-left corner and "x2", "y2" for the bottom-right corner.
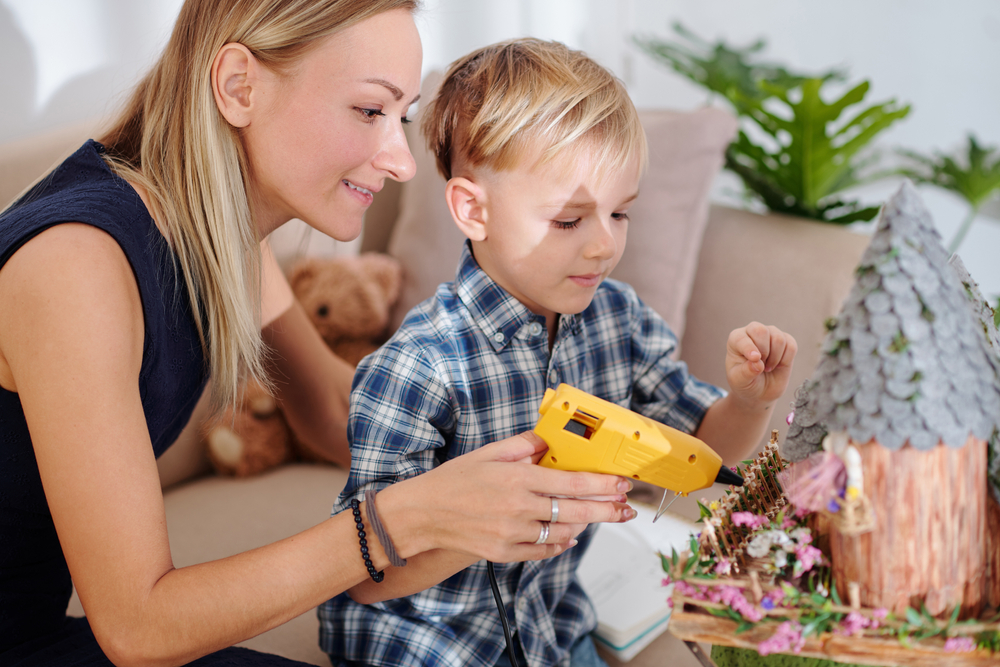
[{"x1": 0, "y1": 141, "x2": 209, "y2": 653}]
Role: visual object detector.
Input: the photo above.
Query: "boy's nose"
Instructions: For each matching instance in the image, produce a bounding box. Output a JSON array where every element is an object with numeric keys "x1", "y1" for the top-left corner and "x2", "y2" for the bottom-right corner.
[
  {"x1": 374, "y1": 123, "x2": 416, "y2": 183},
  {"x1": 585, "y1": 221, "x2": 618, "y2": 260}
]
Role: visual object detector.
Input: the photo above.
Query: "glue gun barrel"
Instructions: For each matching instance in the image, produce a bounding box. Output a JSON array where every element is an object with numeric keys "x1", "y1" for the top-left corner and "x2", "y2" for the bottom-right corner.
[{"x1": 715, "y1": 465, "x2": 744, "y2": 487}]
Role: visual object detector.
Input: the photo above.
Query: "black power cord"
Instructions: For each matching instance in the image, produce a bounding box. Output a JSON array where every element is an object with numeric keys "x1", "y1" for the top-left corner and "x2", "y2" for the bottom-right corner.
[{"x1": 486, "y1": 561, "x2": 522, "y2": 667}]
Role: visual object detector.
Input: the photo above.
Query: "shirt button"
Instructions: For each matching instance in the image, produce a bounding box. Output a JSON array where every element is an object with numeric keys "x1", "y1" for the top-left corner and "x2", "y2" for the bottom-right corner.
[
  {"x1": 548, "y1": 369, "x2": 558, "y2": 384},
  {"x1": 493, "y1": 331, "x2": 505, "y2": 344},
  {"x1": 528, "y1": 322, "x2": 542, "y2": 336}
]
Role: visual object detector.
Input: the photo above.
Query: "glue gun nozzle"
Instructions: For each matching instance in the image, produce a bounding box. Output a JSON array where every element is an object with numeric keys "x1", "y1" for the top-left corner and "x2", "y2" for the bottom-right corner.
[{"x1": 715, "y1": 466, "x2": 744, "y2": 487}]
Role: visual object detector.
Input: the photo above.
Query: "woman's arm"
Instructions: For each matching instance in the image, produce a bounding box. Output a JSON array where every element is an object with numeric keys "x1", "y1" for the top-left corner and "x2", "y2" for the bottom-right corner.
[
  {"x1": 259, "y1": 241, "x2": 355, "y2": 467},
  {"x1": 0, "y1": 228, "x2": 633, "y2": 666},
  {"x1": 1, "y1": 225, "x2": 386, "y2": 666}
]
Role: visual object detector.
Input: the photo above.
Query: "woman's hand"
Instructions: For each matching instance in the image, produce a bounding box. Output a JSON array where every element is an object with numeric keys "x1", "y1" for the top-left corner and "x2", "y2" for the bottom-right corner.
[{"x1": 376, "y1": 432, "x2": 636, "y2": 564}]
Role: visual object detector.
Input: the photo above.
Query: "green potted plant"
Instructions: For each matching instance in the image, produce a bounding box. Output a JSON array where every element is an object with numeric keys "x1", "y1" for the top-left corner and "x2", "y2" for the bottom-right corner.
[
  {"x1": 897, "y1": 134, "x2": 1000, "y2": 253},
  {"x1": 634, "y1": 23, "x2": 910, "y2": 225}
]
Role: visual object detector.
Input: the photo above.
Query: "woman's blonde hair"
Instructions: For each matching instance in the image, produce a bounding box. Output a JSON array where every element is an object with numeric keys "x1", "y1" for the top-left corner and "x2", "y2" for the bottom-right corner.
[
  {"x1": 423, "y1": 37, "x2": 647, "y2": 181},
  {"x1": 99, "y1": 0, "x2": 418, "y2": 408}
]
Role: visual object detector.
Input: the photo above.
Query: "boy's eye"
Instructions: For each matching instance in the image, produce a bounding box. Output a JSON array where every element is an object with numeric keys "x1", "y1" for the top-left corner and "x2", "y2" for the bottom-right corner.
[
  {"x1": 553, "y1": 219, "x2": 581, "y2": 230},
  {"x1": 611, "y1": 212, "x2": 630, "y2": 221}
]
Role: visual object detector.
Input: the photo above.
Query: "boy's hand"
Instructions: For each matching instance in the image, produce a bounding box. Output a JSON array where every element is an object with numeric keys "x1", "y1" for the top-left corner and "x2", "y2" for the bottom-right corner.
[{"x1": 725, "y1": 322, "x2": 797, "y2": 408}]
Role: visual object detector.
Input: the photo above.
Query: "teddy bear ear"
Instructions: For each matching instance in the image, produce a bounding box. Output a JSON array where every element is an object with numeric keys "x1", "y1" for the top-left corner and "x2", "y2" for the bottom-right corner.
[
  {"x1": 288, "y1": 259, "x2": 319, "y2": 294},
  {"x1": 358, "y1": 253, "x2": 404, "y2": 305}
]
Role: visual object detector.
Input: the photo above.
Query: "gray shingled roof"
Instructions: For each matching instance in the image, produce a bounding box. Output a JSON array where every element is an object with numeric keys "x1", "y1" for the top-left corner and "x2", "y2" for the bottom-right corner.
[
  {"x1": 949, "y1": 254, "x2": 1000, "y2": 503},
  {"x1": 782, "y1": 181, "x2": 1000, "y2": 463}
]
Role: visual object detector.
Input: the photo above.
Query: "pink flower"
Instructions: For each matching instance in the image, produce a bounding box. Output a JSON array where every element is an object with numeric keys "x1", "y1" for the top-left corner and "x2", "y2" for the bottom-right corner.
[
  {"x1": 793, "y1": 544, "x2": 824, "y2": 576},
  {"x1": 674, "y1": 581, "x2": 706, "y2": 600},
  {"x1": 786, "y1": 411, "x2": 795, "y2": 425},
  {"x1": 666, "y1": 597, "x2": 674, "y2": 608},
  {"x1": 758, "y1": 621, "x2": 805, "y2": 656},
  {"x1": 732, "y1": 512, "x2": 770, "y2": 530},
  {"x1": 871, "y1": 607, "x2": 889, "y2": 620},
  {"x1": 944, "y1": 637, "x2": 977, "y2": 653},
  {"x1": 836, "y1": 612, "x2": 871, "y2": 636},
  {"x1": 710, "y1": 586, "x2": 764, "y2": 622},
  {"x1": 714, "y1": 558, "x2": 733, "y2": 576},
  {"x1": 661, "y1": 576, "x2": 672, "y2": 587}
]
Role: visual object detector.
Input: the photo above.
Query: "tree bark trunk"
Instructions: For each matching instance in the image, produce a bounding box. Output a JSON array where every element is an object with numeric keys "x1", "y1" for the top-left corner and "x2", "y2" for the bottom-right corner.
[{"x1": 830, "y1": 437, "x2": 986, "y2": 618}]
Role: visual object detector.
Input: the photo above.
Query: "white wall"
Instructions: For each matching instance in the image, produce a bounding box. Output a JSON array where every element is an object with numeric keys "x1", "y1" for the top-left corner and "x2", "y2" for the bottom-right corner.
[{"x1": 2, "y1": 0, "x2": 998, "y2": 295}]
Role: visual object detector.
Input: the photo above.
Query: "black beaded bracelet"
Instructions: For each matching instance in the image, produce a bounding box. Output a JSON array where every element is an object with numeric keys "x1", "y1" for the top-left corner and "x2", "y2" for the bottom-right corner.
[{"x1": 351, "y1": 499, "x2": 384, "y2": 583}]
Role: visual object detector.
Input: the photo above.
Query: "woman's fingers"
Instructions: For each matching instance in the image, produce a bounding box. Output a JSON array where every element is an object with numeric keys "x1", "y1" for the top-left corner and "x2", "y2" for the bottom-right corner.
[
  {"x1": 467, "y1": 431, "x2": 548, "y2": 464},
  {"x1": 539, "y1": 497, "x2": 634, "y2": 526}
]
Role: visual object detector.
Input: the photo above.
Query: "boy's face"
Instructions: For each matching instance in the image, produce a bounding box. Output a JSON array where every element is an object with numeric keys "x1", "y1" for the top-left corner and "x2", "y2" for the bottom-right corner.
[{"x1": 471, "y1": 148, "x2": 640, "y2": 324}]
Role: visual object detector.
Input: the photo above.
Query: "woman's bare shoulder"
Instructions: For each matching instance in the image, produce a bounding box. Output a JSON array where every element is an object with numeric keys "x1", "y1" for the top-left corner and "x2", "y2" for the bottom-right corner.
[{"x1": 0, "y1": 222, "x2": 144, "y2": 392}]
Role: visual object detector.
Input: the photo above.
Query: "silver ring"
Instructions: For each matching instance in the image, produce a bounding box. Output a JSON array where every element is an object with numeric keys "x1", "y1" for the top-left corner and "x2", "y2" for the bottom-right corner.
[
  {"x1": 550, "y1": 498, "x2": 560, "y2": 523},
  {"x1": 534, "y1": 521, "x2": 550, "y2": 545}
]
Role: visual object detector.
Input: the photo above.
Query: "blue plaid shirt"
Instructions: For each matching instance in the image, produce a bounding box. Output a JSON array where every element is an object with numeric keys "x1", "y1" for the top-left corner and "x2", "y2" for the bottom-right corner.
[{"x1": 319, "y1": 243, "x2": 724, "y2": 667}]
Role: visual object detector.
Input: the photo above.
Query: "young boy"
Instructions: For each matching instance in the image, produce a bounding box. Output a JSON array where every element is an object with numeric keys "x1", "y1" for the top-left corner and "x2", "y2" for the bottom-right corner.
[{"x1": 319, "y1": 38, "x2": 797, "y2": 667}]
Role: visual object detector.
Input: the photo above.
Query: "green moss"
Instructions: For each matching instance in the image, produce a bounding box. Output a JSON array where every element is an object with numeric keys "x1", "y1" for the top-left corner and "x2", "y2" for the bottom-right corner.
[{"x1": 710, "y1": 645, "x2": 879, "y2": 667}]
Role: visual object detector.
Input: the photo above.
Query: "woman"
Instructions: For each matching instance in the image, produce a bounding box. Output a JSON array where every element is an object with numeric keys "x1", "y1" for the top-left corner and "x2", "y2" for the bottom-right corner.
[{"x1": 0, "y1": 1, "x2": 634, "y2": 665}]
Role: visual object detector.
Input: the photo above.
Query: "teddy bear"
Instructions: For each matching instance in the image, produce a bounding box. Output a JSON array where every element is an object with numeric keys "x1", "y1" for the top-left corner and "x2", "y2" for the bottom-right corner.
[{"x1": 203, "y1": 252, "x2": 403, "y2": 477}]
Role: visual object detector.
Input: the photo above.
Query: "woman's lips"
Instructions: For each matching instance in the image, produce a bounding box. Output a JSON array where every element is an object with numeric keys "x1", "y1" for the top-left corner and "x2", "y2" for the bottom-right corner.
[{"x1": 343, "y1": 179, "x2": 375, "y2": 205}]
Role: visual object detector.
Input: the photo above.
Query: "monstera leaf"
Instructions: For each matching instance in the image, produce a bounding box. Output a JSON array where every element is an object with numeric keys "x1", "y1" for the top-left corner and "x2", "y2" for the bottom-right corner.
[
  {"x1": 634, "y1": 25, "x2": 910, "y2": 224},
  {"x1": 633, "y1": 22, "x2": 843, "y2": 116},
  {"x1": 727, "y1": 79, "x2": 910, "y2": 224},
  {"x1": 898, "y1": 135, "x2": 1000, "y2": 251}
]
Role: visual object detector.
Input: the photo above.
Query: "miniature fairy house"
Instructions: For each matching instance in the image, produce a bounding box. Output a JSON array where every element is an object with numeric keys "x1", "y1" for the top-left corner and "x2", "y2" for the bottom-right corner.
[
  {"x1": 783, "y1": 181, "x2": 1000, "y2": 618},
  {"x1": 949, "y1": 253, "x2": 1000, "y2": 608}
]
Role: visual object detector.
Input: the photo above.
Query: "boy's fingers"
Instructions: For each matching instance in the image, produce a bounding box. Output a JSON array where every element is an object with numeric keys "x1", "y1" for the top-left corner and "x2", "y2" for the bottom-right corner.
[
  {"x1": 728, "y1": 328, "x2": 761, "y2": 365},
  {"x1": 744, "y1": 321, "x2": 771, "y2": 361}
]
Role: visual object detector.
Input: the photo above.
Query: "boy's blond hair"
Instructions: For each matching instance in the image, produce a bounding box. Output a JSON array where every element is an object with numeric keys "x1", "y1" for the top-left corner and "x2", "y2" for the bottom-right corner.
[{"x1": 422, "y1": 37, "x2": 647, "y2": 180}]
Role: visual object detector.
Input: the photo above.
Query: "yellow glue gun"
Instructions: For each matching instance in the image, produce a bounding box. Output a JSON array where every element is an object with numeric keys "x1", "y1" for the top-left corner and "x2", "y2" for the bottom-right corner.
[{"x1": 534, "y1": 384, "x2": 743, "y2": 495}]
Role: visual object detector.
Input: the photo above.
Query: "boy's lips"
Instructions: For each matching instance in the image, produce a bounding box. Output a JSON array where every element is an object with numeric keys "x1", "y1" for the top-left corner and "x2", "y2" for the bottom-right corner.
[{"x1": 569, "y1": 273, "x2": 603, "y2": 287}]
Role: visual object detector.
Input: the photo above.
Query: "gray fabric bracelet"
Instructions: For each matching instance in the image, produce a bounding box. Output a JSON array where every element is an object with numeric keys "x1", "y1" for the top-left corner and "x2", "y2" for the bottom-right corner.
[{"x1": 364, "y1": 489, "x2": 407, "y2": 568}]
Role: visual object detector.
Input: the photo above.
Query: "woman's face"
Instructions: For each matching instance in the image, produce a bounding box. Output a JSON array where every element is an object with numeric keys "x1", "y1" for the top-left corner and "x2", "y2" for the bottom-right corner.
[{"x1": 241, "y1": 8, "x2": 422, "y2": 240}]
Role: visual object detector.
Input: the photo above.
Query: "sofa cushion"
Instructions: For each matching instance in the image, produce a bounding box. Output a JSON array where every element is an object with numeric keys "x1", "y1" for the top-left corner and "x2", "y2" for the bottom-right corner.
[
  {"x1": 0, "y1": 119, "x2": 104, "y2": 210},
  {"x1": 607, "y1": 107, "x2": 737, "y2": 344},
  {"x1": 385, "y1": 78, "x2": 737, "y2": 341},
  {"x1": 681, "y1": 207, "x2": 869, "y2": 449}
]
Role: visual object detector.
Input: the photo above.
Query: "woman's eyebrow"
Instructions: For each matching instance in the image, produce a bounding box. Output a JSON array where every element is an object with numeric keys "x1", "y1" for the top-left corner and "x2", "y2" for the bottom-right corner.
[{"x1": 363, "y1": 77, "x2": 405, "y2": 100}]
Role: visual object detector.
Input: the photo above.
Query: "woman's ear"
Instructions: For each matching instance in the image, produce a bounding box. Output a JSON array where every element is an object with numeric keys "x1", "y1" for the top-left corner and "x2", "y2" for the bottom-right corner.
[
  {"x1": 445, "y1": 177, "x2": 488, "y2": 242},
  {"x1": 212, "y1": 43, "x2": 257, "y2": 129}
]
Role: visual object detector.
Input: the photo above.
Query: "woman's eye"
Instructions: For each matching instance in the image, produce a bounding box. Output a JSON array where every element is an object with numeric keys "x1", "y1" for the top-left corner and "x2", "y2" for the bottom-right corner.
[
  {"x1": 612, "y1": 212, "x2": 630, "y2": 221},
  {"x1": 357, "y1": 108, "x2": 385, "y2": 123},
  {"x1": 401, "y1": 116, "x2": 412, "y2": 125},
  {"x1": 553, "y1": 219, "x2": 581, "y2": 230}
]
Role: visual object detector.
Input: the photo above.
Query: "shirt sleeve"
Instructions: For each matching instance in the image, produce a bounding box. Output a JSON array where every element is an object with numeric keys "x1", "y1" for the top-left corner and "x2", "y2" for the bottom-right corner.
[
  {"x1": 626, "y1": 296, "x2": 726, "y2": 434},
  {"x1": 332, "y1": 338, "x2": 455, "y2": 515}
]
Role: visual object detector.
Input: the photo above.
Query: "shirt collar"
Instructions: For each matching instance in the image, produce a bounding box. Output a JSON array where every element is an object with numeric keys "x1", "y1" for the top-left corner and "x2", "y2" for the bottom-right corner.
[{"x1": 454, "y1": 241, "x2": 552, "y2": 351}]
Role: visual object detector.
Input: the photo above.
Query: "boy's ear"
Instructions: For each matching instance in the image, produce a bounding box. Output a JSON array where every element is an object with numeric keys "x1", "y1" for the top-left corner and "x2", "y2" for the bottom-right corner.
[
  {"x1": 445, "y1": 177, "x2": 488, "y2": 242},
  {"x1": 212, "y1": 43, "x2": 258, "y2": 129}
]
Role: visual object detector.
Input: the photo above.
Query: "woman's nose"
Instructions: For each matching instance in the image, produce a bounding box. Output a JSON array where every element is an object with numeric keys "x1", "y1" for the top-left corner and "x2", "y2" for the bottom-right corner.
[{"x1": 374, "y1": 123, "x2": 416, "y2": 183}]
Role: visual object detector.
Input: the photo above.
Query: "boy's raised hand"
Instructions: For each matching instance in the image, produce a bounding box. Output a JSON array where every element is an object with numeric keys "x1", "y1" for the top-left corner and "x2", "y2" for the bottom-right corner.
[{"x1": 725, "y1": 322, "x2": 797, "y2": 407}]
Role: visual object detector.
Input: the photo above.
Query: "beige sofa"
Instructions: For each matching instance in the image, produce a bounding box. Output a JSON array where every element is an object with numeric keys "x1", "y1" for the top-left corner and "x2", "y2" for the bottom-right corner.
[{"x1": 0, "y1": 103, "x2": 869, "y2": 666}]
